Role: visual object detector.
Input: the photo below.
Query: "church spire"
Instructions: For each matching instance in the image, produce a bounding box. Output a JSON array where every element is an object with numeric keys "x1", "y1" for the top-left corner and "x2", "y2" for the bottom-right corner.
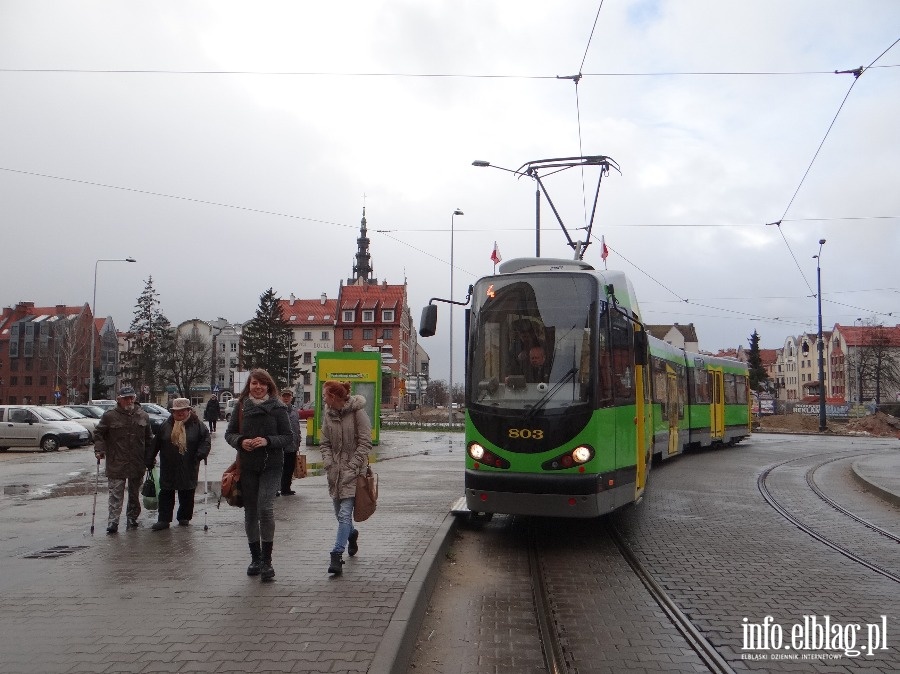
[{"x1": 349, "y1": 207, "x2": 376, "y2": 285}]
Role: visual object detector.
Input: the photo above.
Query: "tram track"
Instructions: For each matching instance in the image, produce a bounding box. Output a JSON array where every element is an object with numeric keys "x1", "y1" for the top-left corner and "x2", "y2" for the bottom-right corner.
[
  {"x1": 525, "y1": 517, "x2": 735, "y2": 674},
  {"x1": 758, "y1": 451, "x2": 900, "y2": 584}
]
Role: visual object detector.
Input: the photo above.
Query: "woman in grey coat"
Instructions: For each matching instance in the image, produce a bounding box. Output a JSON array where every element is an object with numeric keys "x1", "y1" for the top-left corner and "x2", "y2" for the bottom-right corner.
[
  {"x1": 320, "y1": 380, "x2": 372, "y2": 575},
  {"x1": 224, "y1": 368, "x2": 293, "y2": 582}
]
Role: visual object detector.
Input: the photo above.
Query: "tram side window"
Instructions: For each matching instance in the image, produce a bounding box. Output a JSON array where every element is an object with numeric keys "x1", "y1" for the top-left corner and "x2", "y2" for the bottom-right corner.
[
  {"x1": 609, "y1": 313, "x2": 635, "y2": 404},
  {"x1": 693, "y1": 369, "x2": 711, "y2": 404},
  {"x1": 735, "y1": 375, "x2": 748, "y2": 404},
  {"x1": 651, "y1": 356, "x2": 667, "y2": 403},
  {"x1": 724, "y1": 374, "x2": 737, "y2": 404},
  {"x1": 676, "y1": 363, "x2": 687, "y2": 418}
]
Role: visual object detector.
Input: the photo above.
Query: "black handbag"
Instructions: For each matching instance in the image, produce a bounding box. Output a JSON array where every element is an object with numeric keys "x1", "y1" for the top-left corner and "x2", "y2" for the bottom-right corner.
[{"x1": 141, "y1": 470, "x2": 156, "y2": 498}]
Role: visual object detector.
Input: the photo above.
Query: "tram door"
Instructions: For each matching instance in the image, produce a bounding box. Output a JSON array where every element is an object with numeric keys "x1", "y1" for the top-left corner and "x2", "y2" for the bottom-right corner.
[
  {"x1": 710, "y1": 368, "x2": 725, "y2": 440},
  {"x1": 665, "y1": 365, "x2": 679, "y2": 455}
]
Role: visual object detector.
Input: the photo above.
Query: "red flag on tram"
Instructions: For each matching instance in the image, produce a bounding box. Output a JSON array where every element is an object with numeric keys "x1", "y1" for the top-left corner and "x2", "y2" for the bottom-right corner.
[
  {"x1": 490, "y1": 241, "x2": 502, "y2": 265},
  {"x1": 600, "y1": 235, "x2": 609, "y2": 261}
]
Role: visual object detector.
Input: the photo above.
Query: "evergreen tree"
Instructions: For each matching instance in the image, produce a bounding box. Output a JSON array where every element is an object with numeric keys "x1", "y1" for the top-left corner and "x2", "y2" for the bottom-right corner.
[
  {"x1": 240, "y1": 288, "x2": 299, "y2": 388},
  {"x1": 120, "y1": 276, "x2": 173, "y2": 400},
  {"x1": 747, "y1": 330, "x2": 768, "y2": 392}
]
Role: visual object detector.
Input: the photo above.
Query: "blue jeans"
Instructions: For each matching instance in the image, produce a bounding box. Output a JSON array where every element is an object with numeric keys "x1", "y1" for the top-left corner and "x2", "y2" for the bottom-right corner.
[{"x1": 331, "y1": 497, "x2": 357, "y2": 554}]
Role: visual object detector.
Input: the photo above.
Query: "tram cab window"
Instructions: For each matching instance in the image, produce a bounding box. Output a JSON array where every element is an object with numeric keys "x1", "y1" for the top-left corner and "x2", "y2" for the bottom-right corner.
[{"x1": 609, "y1": 312, "x2": 635, "y2": 404}]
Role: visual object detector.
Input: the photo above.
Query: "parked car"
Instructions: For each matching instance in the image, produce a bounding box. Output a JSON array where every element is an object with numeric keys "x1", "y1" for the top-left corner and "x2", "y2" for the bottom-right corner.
[
  {"x1": 87, "y1": 400, "x2": 170, "y2": 434},
  {"x1": 65, "y1": 404, "x2": 106, "y2": 420},
  {"x1": 0, "y1": 405, "x2": 92, "y2": 452},
  {"x1": 298, "y1": 403, "x2": 315, "y2": 420},
  {"x1": 139, "y1": 402, "x2": 171, "y2": 434},
  {"x1": 223, "y1": 398, "x2": 239, "y2": 422},
  {"x1": 45, "y1": 405, "x2": 99, "y2": 440}
]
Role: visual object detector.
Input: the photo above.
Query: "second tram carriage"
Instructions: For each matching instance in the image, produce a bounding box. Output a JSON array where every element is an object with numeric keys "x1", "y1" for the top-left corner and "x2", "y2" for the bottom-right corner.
[{"x1": 422, "y1": 257, "x2": 750, "y2": 518}]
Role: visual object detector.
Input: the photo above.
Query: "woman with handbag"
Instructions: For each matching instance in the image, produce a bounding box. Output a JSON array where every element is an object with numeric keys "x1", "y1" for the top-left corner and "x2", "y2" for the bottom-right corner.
[
  {"x1": 224, "y1": 368, "x2": 293, "y2": 582},
  {"x1": 320, "y1": 380, "x2": 372, "y2": 575},
  {"x1": 146, "y1": 398, "x2": 210, "y2": 530}
]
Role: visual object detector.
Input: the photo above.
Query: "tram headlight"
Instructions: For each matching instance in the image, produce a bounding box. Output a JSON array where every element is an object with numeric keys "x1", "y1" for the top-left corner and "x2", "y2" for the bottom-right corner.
[
  {"x1": 468, "y1": 443, "x2": 485, "y2": 461},
  {"x1": 572, "y1": 445, "x2": 592, "y2": 463}
]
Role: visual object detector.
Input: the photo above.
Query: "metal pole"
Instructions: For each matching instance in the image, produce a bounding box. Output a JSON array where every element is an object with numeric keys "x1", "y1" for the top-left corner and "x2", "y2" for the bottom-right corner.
[
  {"x1": 450, "y1": 209, "x2": 463, "y2": 427},
  {"x1": 535, "y1": 183, "x2": 541, "y2": 257},
  {"x1": 88, "y1": 258, "x2": 135, "y2": 402},
  {"x1": 816, "y1": 239, "x2": 826, "y2": 431}
]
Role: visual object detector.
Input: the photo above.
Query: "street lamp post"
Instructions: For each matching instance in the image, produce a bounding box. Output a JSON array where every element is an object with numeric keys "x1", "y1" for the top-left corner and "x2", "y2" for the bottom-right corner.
[
  {"x1": 814, "y1": 239, "x2": 826, "y2": 431},
  {"x1": 449, "y1": 209, "x2": 463, "y2": 428},
  {"x1": 209, "y1": 322, "x2": 223, "y2": 393},
  {"x1": 89, "y1": 257, "x2": 136, "y2": 403},
  {"x1": 473, "y1": 160, "x2": 540, "y2": 256}
]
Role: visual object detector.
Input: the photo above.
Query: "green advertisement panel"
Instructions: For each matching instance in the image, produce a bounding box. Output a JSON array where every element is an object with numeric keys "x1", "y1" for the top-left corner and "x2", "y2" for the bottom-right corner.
[{"x1": 309, "y1": 351, "x2": 382, "y2": 446}]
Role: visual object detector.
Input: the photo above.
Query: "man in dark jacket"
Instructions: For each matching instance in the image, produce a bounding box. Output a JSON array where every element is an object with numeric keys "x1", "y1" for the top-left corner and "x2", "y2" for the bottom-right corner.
[
  {"x1": 278, "y1": 389, "x2": 302, "y2": 496},
  {"x1": 94, "y1": 386, "x2": 153, "y2": 534}
]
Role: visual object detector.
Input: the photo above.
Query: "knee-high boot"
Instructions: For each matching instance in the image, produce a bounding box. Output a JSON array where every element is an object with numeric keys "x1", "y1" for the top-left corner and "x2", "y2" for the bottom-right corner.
[
  {"x1": 247, "y1": 541, "x2": 261, "y2": 576},
  {"x1": 260, "y1": 541, "x2": 275, "y2": 582}
]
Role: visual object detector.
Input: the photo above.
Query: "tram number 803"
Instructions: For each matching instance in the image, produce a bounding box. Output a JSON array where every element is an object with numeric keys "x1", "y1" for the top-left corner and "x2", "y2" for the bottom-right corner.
[{"x1": 508, "y1": 428, "x2": 544, "y2": 440}]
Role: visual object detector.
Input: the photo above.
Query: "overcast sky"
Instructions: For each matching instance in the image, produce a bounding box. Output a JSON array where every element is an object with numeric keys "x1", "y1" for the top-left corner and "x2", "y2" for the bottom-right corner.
[{"x1": 2, "y1": 1, "x2": 898, "y2": 383}]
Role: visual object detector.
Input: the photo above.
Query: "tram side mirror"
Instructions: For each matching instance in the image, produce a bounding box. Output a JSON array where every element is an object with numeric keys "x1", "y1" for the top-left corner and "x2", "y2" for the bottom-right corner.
[{"x1": 419, "y1": 305, "x2": 438, "y2": 337}]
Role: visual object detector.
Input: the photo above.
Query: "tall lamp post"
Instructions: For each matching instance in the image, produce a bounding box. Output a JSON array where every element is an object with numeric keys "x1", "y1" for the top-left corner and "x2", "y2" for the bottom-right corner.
[
  {"x1": 814, "y1": 239, "x2": 826, "y2": 431},
  {"x1": 473, "y1": 160, "x2": 540, "y2": 256},
  {"x1": 89, "y1": 257, "x2": 136, "y2": 403},
  {"x1": 449, "y1": 209, "x2": 464, "y2": 428}
]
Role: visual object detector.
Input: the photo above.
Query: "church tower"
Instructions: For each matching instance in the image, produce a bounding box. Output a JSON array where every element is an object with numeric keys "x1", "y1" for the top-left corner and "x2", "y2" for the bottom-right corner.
[{"x1": 348, "y1": 207, "x2": 377, "y2": 286}]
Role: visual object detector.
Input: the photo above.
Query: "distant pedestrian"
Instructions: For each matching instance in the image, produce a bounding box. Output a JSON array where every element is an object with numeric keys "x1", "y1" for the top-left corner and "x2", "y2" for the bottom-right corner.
[
  {"x1": 320, "y1": 380, "x2": 372, "y2": 575},
  {"x1": 146, "y1": 398, "x2": 211, "y2": 530},
  {"x1": 94, "y1": 386, "x2": 153, "y2": 534},
  {"x1": 204, "y1": 395, "x2": 221, "y2": 433},
  {"x1": 224, "y1": 368, "x2": 293, "y2": 582},
  {"x1": 278, "y1": 389, "x2": 302, "y2": 496}
]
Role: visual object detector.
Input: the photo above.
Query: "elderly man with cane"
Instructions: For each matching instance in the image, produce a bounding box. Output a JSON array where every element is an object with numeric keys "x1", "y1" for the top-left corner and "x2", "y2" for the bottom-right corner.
[{"x1": 94, "y1": 386, "x2": 153, "y2": 534}]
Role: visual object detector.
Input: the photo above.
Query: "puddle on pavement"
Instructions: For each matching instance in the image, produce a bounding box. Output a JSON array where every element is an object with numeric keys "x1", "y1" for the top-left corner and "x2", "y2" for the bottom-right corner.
[{"x1": 2, "y1": 472, "x2": 103, "y2": 500}]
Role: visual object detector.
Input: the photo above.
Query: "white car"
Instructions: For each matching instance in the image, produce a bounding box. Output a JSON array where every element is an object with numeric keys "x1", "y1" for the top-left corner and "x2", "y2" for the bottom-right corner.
[
  {"x1": 0, "y1": 405, "x2": 92, "y2": 452},
  {"x1": 46, "y1": 405, "x2": 99, "y2": 441}
]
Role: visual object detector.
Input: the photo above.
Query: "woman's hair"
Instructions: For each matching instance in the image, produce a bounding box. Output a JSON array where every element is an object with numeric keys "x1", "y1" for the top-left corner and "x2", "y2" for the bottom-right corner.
[
  {"x1": 323, "y1": 380, "x2": 351, "y2": 401},
  {"x1": 240, "y1": 368, "x2": 279, "y2": 398}
]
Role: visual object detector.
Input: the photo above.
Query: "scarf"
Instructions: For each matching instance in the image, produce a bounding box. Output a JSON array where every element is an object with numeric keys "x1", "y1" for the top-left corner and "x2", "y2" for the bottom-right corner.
[{"x1": 171, "y1": 418, "x2": 187, "y2": 454}]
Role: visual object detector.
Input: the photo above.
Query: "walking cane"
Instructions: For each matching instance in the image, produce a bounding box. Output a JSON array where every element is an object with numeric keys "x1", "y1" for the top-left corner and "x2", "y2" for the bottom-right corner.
[
  {"x1": 203, "y1": 458, "x2": 209, "y2": 532},
  {"x1": 90, "y1": 457, "x2": 100, "y2": 536}
]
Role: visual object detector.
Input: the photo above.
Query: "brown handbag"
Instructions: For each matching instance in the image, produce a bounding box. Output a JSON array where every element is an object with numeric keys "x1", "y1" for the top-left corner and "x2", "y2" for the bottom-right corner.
[{"x1": 353, "y1": 465, "x2": 378, "y2": 522}]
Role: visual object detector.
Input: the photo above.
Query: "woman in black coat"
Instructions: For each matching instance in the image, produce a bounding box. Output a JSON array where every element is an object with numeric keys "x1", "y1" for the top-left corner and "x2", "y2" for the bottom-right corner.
[
  {"x1": 204, "y1": 395, "x2": 221, "y2": 432},
  {"x1": 146, "y1": 398, "x2": 211, "y2": 530},
  {"x1": 224, "y1": 368, "x2": 293, "y2": 582}
]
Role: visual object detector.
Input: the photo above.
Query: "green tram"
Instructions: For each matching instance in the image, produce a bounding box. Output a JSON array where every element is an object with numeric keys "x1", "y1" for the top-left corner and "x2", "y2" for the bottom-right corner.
[{"x1": 433, "y1": 257, "x2": 750, "y2": 519}]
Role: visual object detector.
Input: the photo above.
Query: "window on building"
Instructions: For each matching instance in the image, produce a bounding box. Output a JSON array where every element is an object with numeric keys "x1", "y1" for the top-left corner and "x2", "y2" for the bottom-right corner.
[
  {"x1": 343, "y1": 310, "x2": 355, "y2": 322},
  {"x1": 321, "y1": 331, "x2": 329, "y2": 340},
  {"x1": 10, "y1": 376, "x2": 18, "y2": 385},
  {"x1": 382, "y1": 310, "x2": 395, "y2": 322},
  {"x1": 383, "y1": 328, "x2": 393, "y2": 340},
  {"x1": 24, "y1": 376, "x2": 32, "y2": 385},
  {"x1": 304, "y1": 331, "x2": 312, "y2": 341},
  {"x1": 304, "y1": 352, "x2": 312, "y2": 364},
  {"x1": 40, "y1": 376, "x2": 47, "y2": 385},
  {"x1": 343, "y1": 329, "x2": 353, "y2": 340},
  {"x1": 362, "y1": 310, "x2": 375, "y2": 322},
  {"x1": 363, "y1": 329, "x2": 374, "y2": 340}
]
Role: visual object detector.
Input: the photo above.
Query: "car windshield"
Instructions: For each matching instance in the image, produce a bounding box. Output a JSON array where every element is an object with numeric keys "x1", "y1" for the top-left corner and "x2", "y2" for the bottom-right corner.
[
  {"x1": 141, "y1": 403, "x2": 169, "y2": 414},
  {"x1": 56, "y1": 407, "x2": 86, "y2": 419},
  {"x1": 34, "y1": 407, "x2": 67, "y2": 421}
]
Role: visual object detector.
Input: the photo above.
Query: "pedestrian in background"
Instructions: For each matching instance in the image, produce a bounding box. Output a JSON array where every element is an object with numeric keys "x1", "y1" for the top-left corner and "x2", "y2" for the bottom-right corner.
[
  {"x1": 320, "y1": 380, "x2": 372, "y2": 575},
  {"x1": 146, "y1": 398, "x2": 211, "y2": 530},
  {"x1": 224, "y1": 368, "x2": 292, "y2": 582},
  {"x1": 278, "y1": 388, "x2": 302, "y2": 496},
  {"x1": 204, "y1": 395, "x2": 221, "y2": 433},
  {"x1": 94, "y1": 386, "x2": 153, "y2": 534}
]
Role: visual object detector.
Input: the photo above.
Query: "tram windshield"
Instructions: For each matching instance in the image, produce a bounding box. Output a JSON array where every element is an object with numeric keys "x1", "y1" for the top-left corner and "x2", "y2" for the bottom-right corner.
[{"x1": 468, "y1": 274, "x2": 602, "y2": 411}]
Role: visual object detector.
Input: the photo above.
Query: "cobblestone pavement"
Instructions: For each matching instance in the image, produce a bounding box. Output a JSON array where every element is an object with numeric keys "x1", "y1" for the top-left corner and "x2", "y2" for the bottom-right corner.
[
  {"x1": 0, "y1": 430, "x2": 465, "y2": 674},
  {"x1": 411, "y1": 435, "x2": 900, "y2": 673}
]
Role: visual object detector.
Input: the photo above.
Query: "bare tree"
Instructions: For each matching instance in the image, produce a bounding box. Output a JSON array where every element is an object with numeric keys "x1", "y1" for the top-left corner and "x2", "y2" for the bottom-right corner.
[
  {"x1": 164, "y1": 331, "x2": 213, "y2": 401},
  {"x1": 50, "y1": 314, "x2": 92, "y2": 403},
  {"x1": 849, "y1": 322, "x2": 900, "y2": 404}
]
